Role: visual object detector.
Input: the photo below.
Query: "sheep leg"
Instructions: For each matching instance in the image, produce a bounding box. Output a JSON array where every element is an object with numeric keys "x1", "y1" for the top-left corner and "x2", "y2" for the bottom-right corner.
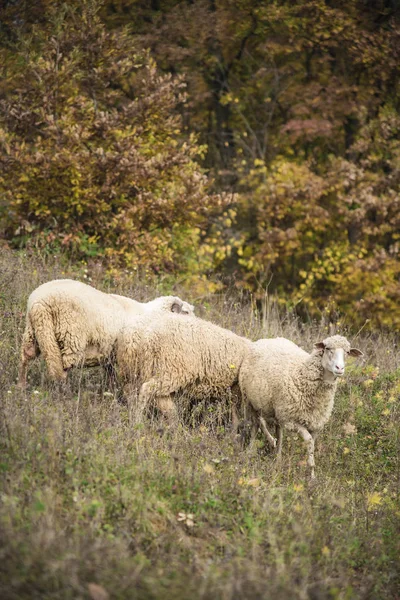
[
  {"x1": 102, "y1": 360, "x2": 118, "y2": 393},
  {"x1": 61, "y1": 343, "x2": 86, "y2": 371},
  {"x1": 136, "y1": 377, "x2": 177, "y2": 425},
  {"x1": 18, "y1": 343, "x2": 37, "y2": 389},
  {"x1": 259, "y1": 416, "x2": 277, "y2": 449},
  {"x1": 123, "y1": 382, "x2": 137, "y2": 405},
  {"x1": 156, "y1": 397, "x2": 178, "y2": 425},
  {"x1": 18, "y1": 319, "x2": 40, "y2": 389},
  {"x1": 135, "y1": 380, "x2": 156, "y2": 423},
  {"x1": 235, "y1": 403, "x2": 259, "y2": 448},
  {"x1": 247, "y1": 403, "x2": 259, "y2": 441},
  {"x1": 231, "y1": 404, "x2": 240, "y2": 434},
  {"x1": 276, "y1": 424, "x2": 283, "y2": 458},
  {"x1": 292, "y1": 424, "x2": 315, "y2": 479}
]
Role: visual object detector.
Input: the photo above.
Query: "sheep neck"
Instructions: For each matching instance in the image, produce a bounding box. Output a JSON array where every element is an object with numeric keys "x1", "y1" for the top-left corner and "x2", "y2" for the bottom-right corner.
[{"x1": 293, "y1": 353, "x2": 337, "y2": 408}]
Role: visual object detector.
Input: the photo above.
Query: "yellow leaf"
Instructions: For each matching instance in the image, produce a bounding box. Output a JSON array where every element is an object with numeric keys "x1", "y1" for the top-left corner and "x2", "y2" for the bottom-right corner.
[
  {"x1": 343, "y1": 422, "x2": 357, "y2": 435},
  {"x1": 203, "y1": 463, "x2": 215, "y2": 475},
  {"x1": 367, "y1": 492, "x2": 382, "y2": 510},
  {"x1": 293, "y1": 483, "x2": 304, "y2": 492},
  {"x1": 247, "y1": 478, "x2": 261, "y2": 488},
  {"x1": 88, "y1": 583, "x2": 109, "y2": 600},
  {"x1": 322, "y1": 546, "x2": 331, "y2": 557},
  {"x1": 238, "y1": 477, "x2": 260, "y2": 488}
]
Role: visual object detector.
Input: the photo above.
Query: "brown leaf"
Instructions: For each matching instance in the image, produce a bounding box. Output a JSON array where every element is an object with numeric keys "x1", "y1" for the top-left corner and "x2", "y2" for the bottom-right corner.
[
  {"x1": 343, "y1": 422, "x2": 357, "y2": 435},
  {"x1": 88, "y1": 583, "x2": 109, "y2": 600}
]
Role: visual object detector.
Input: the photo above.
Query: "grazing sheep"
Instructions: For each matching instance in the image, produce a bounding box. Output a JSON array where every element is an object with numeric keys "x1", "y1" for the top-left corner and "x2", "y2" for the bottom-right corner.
[
  {"x1": 18, "y1": 279, "x2": 194, "y2": 387},
  {"x1": 116, "y1": 312, "x2": 252, "y2": 422},
  {"x1": 239, "y1": 335, "x2": 363, "y2": 478}
]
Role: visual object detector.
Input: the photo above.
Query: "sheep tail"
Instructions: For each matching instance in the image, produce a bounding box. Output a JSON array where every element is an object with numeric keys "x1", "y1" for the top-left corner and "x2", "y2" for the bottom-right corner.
[{"x1": 29, "y1": 301, "x2": 66, "y2": 381}]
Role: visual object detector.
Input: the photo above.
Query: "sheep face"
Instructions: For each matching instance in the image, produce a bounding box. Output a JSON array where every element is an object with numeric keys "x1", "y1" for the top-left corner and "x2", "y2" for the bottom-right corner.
[{"x1": 314, "y1": 335, "x2": 363, "y2": 380}]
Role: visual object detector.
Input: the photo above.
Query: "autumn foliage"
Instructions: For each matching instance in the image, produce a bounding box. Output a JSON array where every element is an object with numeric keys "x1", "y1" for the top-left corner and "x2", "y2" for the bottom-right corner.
[
  {"x1": 0, "y1": 0, "x2": 399, "y2": 328},
  {"x1": 0, "y1": 2, "x2": 227, "y2": 275}
]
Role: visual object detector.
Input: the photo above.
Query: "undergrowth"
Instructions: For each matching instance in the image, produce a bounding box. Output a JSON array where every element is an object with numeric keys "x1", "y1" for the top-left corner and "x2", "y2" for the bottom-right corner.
[{"x1": 0, "y1": 250, "x2": 399, "y2": 600}]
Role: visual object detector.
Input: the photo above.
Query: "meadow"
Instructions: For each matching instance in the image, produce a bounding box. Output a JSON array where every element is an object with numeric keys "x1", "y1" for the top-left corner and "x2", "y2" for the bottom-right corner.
[{"x1": 0, "y1": 250, "x2": 399, "y2": 600}]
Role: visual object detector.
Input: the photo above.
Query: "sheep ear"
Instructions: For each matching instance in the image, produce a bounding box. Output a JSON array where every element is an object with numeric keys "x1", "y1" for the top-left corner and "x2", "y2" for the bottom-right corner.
[
  {"x1": 349, "y1": 348, "x2": 363, "y2": 357},
  {"x1": 314, "y1": 342, "x2": 325, "y2": 352},
  {"x1": 171, "y1": 301, "x2": 182, "y2": 313},
  {"x1": 181, "y1": 303, "x2": 194, "y2": 315}
]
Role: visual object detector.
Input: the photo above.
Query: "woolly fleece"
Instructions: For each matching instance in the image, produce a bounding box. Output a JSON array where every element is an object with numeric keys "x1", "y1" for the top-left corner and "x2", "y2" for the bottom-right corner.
[
  {"x1": 19, "y1": 279, "x2": 193, "y2": 385},
  {"x1": 116, "y1": 312, "x2": 252, "y2": 414},
  {"x1": 239, "y1": 335, "x2": 351, "y2": 433}
]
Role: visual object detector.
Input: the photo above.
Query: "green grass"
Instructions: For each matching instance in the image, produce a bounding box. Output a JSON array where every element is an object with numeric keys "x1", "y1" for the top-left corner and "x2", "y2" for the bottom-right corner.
[{"x1": 0, "y1": 249, "x2": 399, "y2": 599}]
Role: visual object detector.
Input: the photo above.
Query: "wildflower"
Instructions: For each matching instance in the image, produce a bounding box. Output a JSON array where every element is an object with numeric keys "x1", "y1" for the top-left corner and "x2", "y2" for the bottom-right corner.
[
  {"x1": 238, "y1": 477, "x2": 261, "y2": 488},
  {"x1": 367, "y1": 492, "x2": 382, "y2": 510},
  {"x1": 343, "y1": 422, "x2": 357, "y2": 435},
  {"x1": 363, "y1": 379, "x2": 374, "y2": 388},
  {"x1": 203, "y1": 463, "x2": 214, "y2": 474},
  {"x1": 177, "y1": 512, "x2": 195, "y2": 527}
]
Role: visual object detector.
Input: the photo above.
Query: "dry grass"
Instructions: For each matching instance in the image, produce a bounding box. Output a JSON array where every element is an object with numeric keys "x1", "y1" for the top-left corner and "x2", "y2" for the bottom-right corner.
[{"x1": 0, "y1": 249, "x2": 399, "y2": 600}]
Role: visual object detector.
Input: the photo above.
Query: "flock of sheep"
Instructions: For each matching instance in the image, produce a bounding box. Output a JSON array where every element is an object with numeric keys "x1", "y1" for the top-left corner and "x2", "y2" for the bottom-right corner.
[{"x1": 18, "y1": 279, "x2": 363, "y2": 479}]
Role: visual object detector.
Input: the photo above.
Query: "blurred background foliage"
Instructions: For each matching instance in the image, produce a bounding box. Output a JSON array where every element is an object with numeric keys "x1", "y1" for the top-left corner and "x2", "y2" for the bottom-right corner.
[{"x1": 0, "y1": 0, "x2": 399, "y2": 328}]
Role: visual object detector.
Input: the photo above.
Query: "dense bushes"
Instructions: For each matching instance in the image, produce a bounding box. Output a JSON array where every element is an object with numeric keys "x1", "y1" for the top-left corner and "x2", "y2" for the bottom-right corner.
[
  {"x1": 0, "y1": 0, "x2": 399, "y2": 328},
  {"x1": 0, "y1": 2, "x2": 227, "y2": 276}
]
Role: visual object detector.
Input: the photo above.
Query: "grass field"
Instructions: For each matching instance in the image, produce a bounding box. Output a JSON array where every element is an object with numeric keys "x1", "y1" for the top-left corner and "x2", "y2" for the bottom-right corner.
[{"x1": 0, "y1": 250, "x2": 399, "y2": 600}]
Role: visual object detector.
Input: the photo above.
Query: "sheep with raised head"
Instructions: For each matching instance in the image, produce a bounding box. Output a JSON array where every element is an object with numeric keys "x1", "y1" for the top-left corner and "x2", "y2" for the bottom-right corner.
[
  {"x1": 116, "y1": 312, "x2": 252, "y2": 422},
  {"x1": 239, "y1": 335, "x2": 363, "y2": 478},
  {"x1": 18, "y1": 279, "x2": 194, "y2": 387}
]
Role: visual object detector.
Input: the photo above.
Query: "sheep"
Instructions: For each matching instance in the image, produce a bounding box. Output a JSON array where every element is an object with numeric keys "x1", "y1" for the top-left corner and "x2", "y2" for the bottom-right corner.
[
  {"x1": 115, "y1": 312, "x2": 252, "y2": 423},
  {"x1": 238, "y1": 335, "x2": 363, "y2": 478},
  {"x1": 18, "y1": 279, "x2": 194, "y2": 388}
]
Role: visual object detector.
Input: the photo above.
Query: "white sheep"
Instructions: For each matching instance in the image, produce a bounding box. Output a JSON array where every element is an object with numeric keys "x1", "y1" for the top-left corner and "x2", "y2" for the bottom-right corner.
[
  {"x1": 116, "y1": 312, "x2": 252, "y2": 422},
  {"x1": 18, "y1": 279, "x2": 194, "y2": 387},
  {"x1": 239, "y1": 335, "x2": 363, "y2": 478}
]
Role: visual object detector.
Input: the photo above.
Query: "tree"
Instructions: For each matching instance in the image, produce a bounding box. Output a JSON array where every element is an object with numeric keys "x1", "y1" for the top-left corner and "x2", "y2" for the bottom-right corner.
[{"x1": 0, "y1": 0, "x2": 227, "y2": 274}]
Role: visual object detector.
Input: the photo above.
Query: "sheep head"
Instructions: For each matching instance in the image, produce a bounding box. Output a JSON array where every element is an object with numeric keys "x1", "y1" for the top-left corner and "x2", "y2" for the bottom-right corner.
[
  {"x1": 314, "y1": 335, "x2": 363, "y2": 380},
  {"x1": 156, "y1": 296, "x2": 195, "y2": 316}
]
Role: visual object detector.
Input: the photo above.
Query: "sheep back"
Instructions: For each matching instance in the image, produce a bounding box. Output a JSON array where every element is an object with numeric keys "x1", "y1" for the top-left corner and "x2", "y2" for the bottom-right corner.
[
  {"x1": 117, "y1": 313, "x2": 251, "y2": 401},
  {"x1": 28, "y1": 280, "x2": 127, "y2": 368},
  {"x1": 239, "y1": 337, "x2": 308, "y2": 417}
]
